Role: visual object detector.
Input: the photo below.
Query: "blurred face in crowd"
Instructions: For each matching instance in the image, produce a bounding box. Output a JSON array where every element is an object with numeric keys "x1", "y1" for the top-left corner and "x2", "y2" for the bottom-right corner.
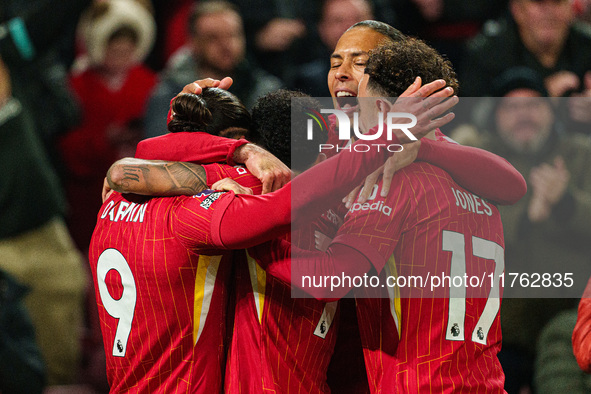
[
  {"x1": 103, "y1": 35, "x2": 138, "y2": 76},
  {"x1": 510, "y1": 0, "x2": 573, "y2": 50},
  {"x1": 495, "y1": 89, "x2": 555, "y2": 152},
  {"x1": 192, "y1": 10, "x2": 246, "y2": 73},
  {"x1": 328, "y1": 26, "x2": 388, "y2": 114},
  {"x1": 318, "y1": 0, "x2": 373, "y2": 50}
]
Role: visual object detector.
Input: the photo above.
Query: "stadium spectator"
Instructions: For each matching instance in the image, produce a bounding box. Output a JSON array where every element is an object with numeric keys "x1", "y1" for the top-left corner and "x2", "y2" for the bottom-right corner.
[
  {"x1": 0, "y1": 57, "x2": 86, "y2": 387},
  {"x1": 288, "y1": 0, "x2": 374, "y2": 96},
  {"x1": 146, "y1": 0, "x2": 193, "y2": 69},
  {"x1": 58, "y1": 0, "x2": 158, "y2": 252},
  {"x1": 0, "y1": 1, "x2": 90, "y2": 387},
  {"x1": 454, "y1": 66, "x2": 591, "y2": 393},
  {"x1": 534, "y1": 307, "x2": 591, "y2": 393},
  {"x1": 392, "y1": 0, "x2": 506, "y2": 68},
  {"x1": 0, "y1": 0, "x2": 84, "y2": 172},
  {"x1": 0, "y1": 268, "x2": 46, "y2": 393},
  {"x1": 144, "y1": 0, "x2": 282, "y2": 139},
  {"x1": 230, "y1": 0, "x2": 397, "y2": 81},
  {"x1": 460, "y1": 0, "x2": 591, "y2": 97},
  {"x1": 561, "y1": 70, "x2": 591, "y2": 136},
  {"x1": 228, "y1": 0, "x2": 310, "y2": 80}
]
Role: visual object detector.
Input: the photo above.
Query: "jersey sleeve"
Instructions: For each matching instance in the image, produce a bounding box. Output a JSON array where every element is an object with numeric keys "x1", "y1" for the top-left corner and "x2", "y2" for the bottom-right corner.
[
  {"x1": 171, "y1": 192, "x2": 237, "y2": 252},
  {"x1": 136, "y1": 132, "x2": 248, "y2": 165},
  {"x1": 193, "y1": 128, "x2": 403, "y2": 251},
  {"x1": 250, "y1": 237, "x2": 379, "y2": 302},
  {"x1": 290, "y1": 125, "x2": 400, "y2": 225},
  {"x1": 573, "y1": 276, "x2": 591, "y2": 373},
  {"x1": 203, "y1": 163, "x2": 263, "y2": 194},
  {"x1": 417, "y1": 137, "x2": 527, "y2": 205},
  {"x1": 171, "y1": 187, "x2": 292, "y2": 252}
]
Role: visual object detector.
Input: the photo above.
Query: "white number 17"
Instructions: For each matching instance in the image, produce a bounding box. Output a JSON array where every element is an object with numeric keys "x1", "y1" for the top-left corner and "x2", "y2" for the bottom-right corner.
[{"x1": 442, "y1": 230, "x2": 504, "y2": 345}]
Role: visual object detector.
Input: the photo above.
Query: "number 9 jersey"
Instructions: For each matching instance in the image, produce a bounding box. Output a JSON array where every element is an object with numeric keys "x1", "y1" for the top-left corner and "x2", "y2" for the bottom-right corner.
[{"x1": 88, "y1": 189, "x2": 239, "y2": 393}]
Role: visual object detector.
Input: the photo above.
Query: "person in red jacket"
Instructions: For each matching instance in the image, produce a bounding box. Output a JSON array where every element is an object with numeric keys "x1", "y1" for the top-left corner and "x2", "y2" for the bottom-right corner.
[{"x1": 59, "y1": 0, "x2": 158, "y2": 252}]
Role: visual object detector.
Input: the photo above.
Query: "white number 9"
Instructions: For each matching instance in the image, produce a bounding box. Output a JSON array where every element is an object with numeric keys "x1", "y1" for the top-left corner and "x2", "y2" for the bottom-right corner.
[{"x1": 97, "y1": 248, "x2": 137, "y2": 357}]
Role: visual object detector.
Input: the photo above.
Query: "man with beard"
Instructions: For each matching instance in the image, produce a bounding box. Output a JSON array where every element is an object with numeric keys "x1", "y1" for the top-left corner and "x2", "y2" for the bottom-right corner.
[{"x1": 144, "y1": 0, "x2": 282, "y2": 139}]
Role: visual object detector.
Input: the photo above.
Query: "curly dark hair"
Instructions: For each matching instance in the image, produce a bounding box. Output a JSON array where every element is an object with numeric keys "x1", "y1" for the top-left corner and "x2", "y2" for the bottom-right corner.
[
  {"x1": 167, "y1": 88, "x2": 256, "y2": 141},
  {"x1": 251, "y1": 90, "x2": 326, "y2": 172},
  {"x1": 364, "y1": 37, "x2": 459, "y2": 97}
]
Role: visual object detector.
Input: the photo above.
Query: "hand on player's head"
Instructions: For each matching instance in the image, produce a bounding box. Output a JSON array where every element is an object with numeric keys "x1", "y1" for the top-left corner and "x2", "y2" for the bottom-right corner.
[
  {"x1": 180, "y1": 77, "x2": 234, "y2": 95},
  {"x1": 390, "y1": 79, "x2": 458, "y2": 143},
  {"x1": 399, "y1": 77, "x2": 454, "y2": 99},
  {"x1": 235, "y1": 143, "x2": 293, "y2": 194}
]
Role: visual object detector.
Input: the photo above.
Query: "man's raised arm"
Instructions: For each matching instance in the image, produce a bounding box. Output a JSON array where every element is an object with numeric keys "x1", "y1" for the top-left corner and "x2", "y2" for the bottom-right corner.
[
  {"x1": 136, "y1": 133, "x2": 290, "y2": 194},
  {"x1": 104, "y1": 158, "x2": 207, "y2": 200}
]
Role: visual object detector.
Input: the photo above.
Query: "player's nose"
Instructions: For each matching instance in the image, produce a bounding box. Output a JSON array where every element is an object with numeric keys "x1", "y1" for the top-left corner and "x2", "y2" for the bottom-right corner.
[{"x1": 334, "y1": 63, "x2": 352, "y2": 80}]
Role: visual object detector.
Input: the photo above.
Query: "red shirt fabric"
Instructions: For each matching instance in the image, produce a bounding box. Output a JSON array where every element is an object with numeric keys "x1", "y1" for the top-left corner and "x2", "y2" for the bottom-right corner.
[
  {"x1": 136, "y1": 132, "x2": 248, "y2": 166},
  {"x1": 89, "y1": 190, "x2": 238, "y2": 392},
  {"x1": 135, "y1": 133, "x2": 354, "y2": 393},
  {"x1": 225, "y1": 245, "x2": 339, "y2": 393},
  {"x1": 61, "y1": 65, "x2": 157, "y2": 179},
  {"x1": 573, "y1": 277, "x2": 591, "y2": 373},
  {"x1": 257, "y1": 162, "x2": 507, "y2": 392},
  {"x1": 225, "y1": 212, "x2": 341, "y2": 393},
  {"x1": 338, "y1": 162, "x2": 506, "y2": 393},
  {"x1": 131, "y1": 130, "x2": 517, "y2": 392}
]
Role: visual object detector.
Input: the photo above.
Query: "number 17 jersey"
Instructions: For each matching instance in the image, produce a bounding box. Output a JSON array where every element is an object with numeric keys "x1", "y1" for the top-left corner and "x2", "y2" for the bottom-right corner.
[{"x1": 339, "y1": 161, "x2": 506, "y2": 393}]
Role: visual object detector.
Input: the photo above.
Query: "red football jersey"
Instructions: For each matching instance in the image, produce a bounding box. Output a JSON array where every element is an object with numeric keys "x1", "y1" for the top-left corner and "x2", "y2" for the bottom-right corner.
[
  {"x1": 89, "y1": 188, "x2": 243, "y2": 393},
  {"x1": 220, "y1": 164, "x2": 341, "y2": 393},
  {"x1": 129, "y1": 129, "x2": 517, "y2": 393},
  {"x1": 203, "y1": 163, "x2": 264, "y2": 194},
  {"x1": 339, "y1": 161, "x2": 506, "y2": 393},
  {"x1": 225, "y1": 222, "x2": 340, "y2": 393}
]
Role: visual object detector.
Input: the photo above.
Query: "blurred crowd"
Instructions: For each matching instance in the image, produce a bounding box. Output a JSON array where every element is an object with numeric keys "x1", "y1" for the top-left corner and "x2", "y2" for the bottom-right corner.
[{"x1": 1, "y1": 0, "x2": 591, "y2": 392}]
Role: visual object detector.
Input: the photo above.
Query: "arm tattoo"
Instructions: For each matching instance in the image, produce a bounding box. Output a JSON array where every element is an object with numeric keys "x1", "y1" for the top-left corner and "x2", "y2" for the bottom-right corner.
[
  {"x1": 162, "y1": 162, "x2": 208, "y2": 195},
  {"x1": 121, "y1": 166, "x2": 142, "y2": 184},
  {"x1": 113, "y1": 162, "x2": 208, "y2": 196}
]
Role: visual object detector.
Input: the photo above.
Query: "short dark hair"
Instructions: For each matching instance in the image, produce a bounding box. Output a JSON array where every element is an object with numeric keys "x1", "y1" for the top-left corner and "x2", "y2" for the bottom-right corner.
[
  {"x1": 491, "y1": 67, "x2": 548, "y2": 97},
  {"x1": 252, "y1": 90, "x2": 326, "y2": 171},
  {"x1": 364, "y1": 37, "x2": 459, "y2": 97},
  {"x1": 347, "y1": 20, "x2": 405, "y2": 43},
  {"x1": 168, "y1": 88, "x2": 255, "y2": 141}
]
